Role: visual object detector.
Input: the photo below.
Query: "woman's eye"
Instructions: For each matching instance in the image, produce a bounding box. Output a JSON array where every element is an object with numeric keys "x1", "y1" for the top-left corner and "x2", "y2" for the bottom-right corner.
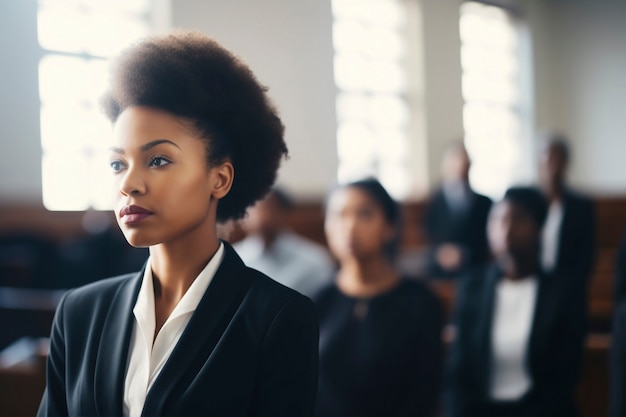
[
  {"x1": 110, "y1": 160, "x2": 124, "y2": 172},
  {"x1": 149, "y1": 156, "x2": 172, "y2": 167}
]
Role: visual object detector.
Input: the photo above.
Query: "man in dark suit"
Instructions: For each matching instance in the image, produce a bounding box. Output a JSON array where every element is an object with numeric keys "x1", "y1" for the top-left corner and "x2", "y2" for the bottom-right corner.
[
  {"x1": 423, "y1": 141, "x2": 492, "y2": 278},
  {"x1": 538, "y1": 133, "x2": 596, "y2": 297}
]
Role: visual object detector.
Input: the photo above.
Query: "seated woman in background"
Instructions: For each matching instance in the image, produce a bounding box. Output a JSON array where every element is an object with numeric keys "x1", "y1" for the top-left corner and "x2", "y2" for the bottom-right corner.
[
  {"x1": 37, "y1": 31, "x2": 318, "y2": 417},
  {"x1": 314, "y1": 178, "x2": 444, "y2": 417},
  {"x1": 444, "y1": 187, "x2": 587, "y2": 417}
]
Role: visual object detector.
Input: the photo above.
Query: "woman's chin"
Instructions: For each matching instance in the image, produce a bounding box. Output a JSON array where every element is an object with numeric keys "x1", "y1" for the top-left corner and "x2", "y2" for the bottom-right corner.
[{"x1": 121, "y1": 230, "x2": 157, "y2": 248}]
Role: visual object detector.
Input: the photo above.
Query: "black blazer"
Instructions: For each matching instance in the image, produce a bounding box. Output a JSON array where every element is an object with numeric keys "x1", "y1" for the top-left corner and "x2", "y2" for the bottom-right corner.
[
  {"x1": 37, "y1": 242, "x2": 319, "y2": 417},
  {"x1": 444, "y1": 264, "x2": 586, "y2": 417},
  {"x1": 423, "y1": 187, "x2": 492, "y2": 276},
  {"x1": 610, "y1": 300, "x2": 626, "y2": 416},
  {"x1": 550, "y1": 189, "x2": 596, "y2": 293}
]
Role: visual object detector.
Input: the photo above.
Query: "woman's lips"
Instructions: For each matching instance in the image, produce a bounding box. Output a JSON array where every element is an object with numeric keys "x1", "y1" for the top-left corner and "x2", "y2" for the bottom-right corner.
[
  {"x1": 121, "y1": 212, "x2": 153, "y2": 225},
  {"x1": 119, "y1": 205, "x2": 153, "y2": 225}
]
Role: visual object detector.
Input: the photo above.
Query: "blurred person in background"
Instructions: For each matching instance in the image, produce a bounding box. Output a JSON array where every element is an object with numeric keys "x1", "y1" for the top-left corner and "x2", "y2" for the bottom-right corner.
[
  {"x1": 538, "y1": 132, "x2": 596, "y2": 298},
  {"x1": 422, "y1": 141, "x2": 492, "y2": 279},
  {"x1": 314, "y1": 178, "x2": 444, "y2": 417},
  {"x1": 444, "y1": 187, "x2": 586, "y2": 417},
  {"x1": 234, "y1": 187, "x2": 334, "y2": 298}
]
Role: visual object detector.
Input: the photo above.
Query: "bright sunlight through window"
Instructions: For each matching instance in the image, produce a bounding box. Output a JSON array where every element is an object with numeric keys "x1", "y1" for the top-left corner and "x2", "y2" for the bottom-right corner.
[
  {"x1": 332, "y1": 0, "x2": 410, "y2": 199},
  {"x1": 38, "y1": 0, "x2": 151, "y2": 210},
  {"x1": 460, "y1": 1, "x2": 531, "y2": 199}
]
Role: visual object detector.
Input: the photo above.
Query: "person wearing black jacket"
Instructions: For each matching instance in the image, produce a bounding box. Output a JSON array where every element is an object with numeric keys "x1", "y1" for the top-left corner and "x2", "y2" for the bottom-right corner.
[
  {"x1": 423, "y1": 142, "x2": 492, "y2": 278},
  {"x1": 613, "y1": 223, "x2": 626, "y2": 306},
  {"x1": 610, "y1": 299, "x2": 626, "y2": 416},
  {"x1": 538, "y1": 134, "x2": 596, "y2": 298},
  {"x1": 37, "y1": 32, "x2": 318, "y2": 417},
  {"x1": 444, "y1": 187, "x2": 587, "y2": 417}
]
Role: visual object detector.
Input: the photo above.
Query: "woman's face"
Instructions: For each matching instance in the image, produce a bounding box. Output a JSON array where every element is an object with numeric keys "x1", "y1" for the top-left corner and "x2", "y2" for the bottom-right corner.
[
  {"x1": 324, "y1": 187, "x2": 394, "y2": 263},
  {"x1": 488, "y1": 200, "x2": 539, "y2": 262},
  {"x1": 110, "y1": 106, "x2": 224, "y2": 248}
]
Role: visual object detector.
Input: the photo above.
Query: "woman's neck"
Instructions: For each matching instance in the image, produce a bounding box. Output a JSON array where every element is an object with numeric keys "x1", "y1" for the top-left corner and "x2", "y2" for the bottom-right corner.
[
  {"x1": 336, "y1": 255, "x2": 400, "y2": 298},
  {"x1": 149, "y1": 223, "x2": 220, "y2": 304}
]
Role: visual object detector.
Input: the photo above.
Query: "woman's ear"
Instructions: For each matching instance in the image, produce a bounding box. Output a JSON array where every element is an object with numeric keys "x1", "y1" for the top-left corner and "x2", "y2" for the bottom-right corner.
[{"x1": 210, "y1": 161, "x2": 234, "y2": 200}]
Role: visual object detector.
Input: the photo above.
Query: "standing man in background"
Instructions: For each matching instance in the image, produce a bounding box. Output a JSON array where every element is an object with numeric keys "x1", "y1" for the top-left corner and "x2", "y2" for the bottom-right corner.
[
  {"x1": 422, "y1": 141, "x2": 492, "y2": 279},
  {"x1": 538, "y1": 133, "x2": 596, "y2": 297},
  {"x1": 235, "y1": 188, "x2": 335, "y2": 298}
]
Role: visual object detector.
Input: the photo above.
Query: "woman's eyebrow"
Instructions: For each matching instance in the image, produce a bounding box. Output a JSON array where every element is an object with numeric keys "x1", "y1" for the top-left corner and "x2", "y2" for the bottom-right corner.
[
  {"x1": 140, "y1": 139, "x2": 181, "y2": 151},
  {"x1": 108, "y1": 139, "x2": 181, "y2": 154}
]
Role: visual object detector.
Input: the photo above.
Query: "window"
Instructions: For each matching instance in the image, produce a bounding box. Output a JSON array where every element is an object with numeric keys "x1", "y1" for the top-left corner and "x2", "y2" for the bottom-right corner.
[
  {"x1": 331, "y1": 0, "x2": 411, "y2": 199},
  {"x1": 460, "y1": 1, "x2": 532, "y2": 199},
  {"x1": 38, "y1": 0, "x2": 152, "y2": 210}
]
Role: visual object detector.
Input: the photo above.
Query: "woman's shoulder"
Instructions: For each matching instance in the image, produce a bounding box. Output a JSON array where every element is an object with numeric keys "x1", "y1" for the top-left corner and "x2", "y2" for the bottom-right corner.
[
  {"x1": 61, "y1": 271, "x2": 140, "y2": 313},
  {"x1": 244, "y1": 266, "x2": 316, "y2": 314}
]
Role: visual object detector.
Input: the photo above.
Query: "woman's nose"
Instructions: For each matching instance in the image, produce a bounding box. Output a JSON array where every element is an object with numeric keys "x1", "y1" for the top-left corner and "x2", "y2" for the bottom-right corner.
[{"x1": 119, "y1": 166, "x2": 146, "y2": 196}]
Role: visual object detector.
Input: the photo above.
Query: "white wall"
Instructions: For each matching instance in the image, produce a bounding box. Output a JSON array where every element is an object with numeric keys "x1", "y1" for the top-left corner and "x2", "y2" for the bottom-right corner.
[
  {"x1": 171, "y1": 0, "x2": 338, "y2": 200},
  {"x1": 529, "y1": 0, "x2": 626, "y2": 195},
  {"x1": 418, "y1": 0, "x2": 465, "y2": 188},
  {"x1": 0, "y1": 1, "x2": 42, "y2": 203}
]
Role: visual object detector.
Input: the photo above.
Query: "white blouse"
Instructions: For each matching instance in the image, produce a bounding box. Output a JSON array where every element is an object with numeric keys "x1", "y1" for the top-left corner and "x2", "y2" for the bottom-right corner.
[
  {"x1": 123, "y1": 243, "x2": 225, "y2": 417},
  {"x1": 489, "y1": 275, "x2": 538, "y2": 401},
  {"x1": 541, "y1": 201, "x2": 564, "y2": 272}
]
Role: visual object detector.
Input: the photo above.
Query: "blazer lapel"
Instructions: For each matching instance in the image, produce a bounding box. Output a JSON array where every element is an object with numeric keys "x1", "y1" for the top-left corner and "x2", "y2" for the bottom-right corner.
[
  {"x1": 141, "y1": 242, "x2": 254, "y2": 416},
  {"x1": 93, "y1": 268, "x2": 144, "y2": 416},
  {"x1": 556, "y1": 190, "x2": 574, "y2": 266},
  {"x1": 476, "y1": 265, "x2": 499, "y2": 395},
  {"x1": 526, "y1": 271, "x2": 550, "y2": 373}
]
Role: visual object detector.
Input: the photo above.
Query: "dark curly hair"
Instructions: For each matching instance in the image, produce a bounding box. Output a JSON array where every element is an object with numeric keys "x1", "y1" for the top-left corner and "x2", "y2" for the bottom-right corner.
[{"x1": 101, "y1": 31, "x2": 288, "y2": 222}]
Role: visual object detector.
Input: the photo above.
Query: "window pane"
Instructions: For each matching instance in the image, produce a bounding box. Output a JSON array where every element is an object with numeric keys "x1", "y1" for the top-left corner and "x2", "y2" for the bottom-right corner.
[
  {"x1": 42, "y1": 152, "x2": 91, "y2": 211},
  {"x1": 460, "y1": 2, "x2": 526, "y2": 199},
  {"x1": 332, "y1": 0, "x2": 404, "y2": 28},
  {"x1": 332, "y1": 0, "x2": 409, "y2": 198},
  {"x1": 336, "y1": 92, "x2": 368, "y2": 121},
  {"x1": 337, "y1": 122, "x2": 376, "y2": 164},
  {"x1": 39, "y1": 55, "x2": 108, "y2": 106},
  {"x1": 40, "y1": 105, "x2": 112, "y2": 151},
  {"x1": 38, "y1": 0, "x2": 149, "y2": 210},
  {"x1": 38, "y1": 0, "x2": 150, "y2": 15},
  {"x1": 38, "y1": 6, "x2": 148, "y2": 56},
  {"x1": 366, "y1": 95, "x2": 409, "y2": 128}
]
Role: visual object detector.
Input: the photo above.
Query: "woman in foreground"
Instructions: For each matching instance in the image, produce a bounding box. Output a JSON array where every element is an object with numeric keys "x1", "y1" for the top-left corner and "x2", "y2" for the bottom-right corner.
[{"x1": 37, "y1": 31, "x2": 318, "y2": 417}]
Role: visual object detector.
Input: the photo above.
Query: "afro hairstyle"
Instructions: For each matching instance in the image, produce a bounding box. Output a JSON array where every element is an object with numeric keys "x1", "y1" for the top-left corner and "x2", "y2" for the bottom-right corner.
[{"x1": 101, "y1": 31, "x2": 288, "y2": 222}]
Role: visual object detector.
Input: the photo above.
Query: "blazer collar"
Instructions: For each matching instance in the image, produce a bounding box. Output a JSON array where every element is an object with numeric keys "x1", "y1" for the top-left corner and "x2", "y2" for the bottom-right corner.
[
  {"x1": 476, "y1": 264, "x2": 500, "y2": 391},
  {"x1": 141, "y1": 241, "x2": 254, "y2": 416},
  {"x1": 93, "y1": 265, "x2": 145, "y2": 417}
]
